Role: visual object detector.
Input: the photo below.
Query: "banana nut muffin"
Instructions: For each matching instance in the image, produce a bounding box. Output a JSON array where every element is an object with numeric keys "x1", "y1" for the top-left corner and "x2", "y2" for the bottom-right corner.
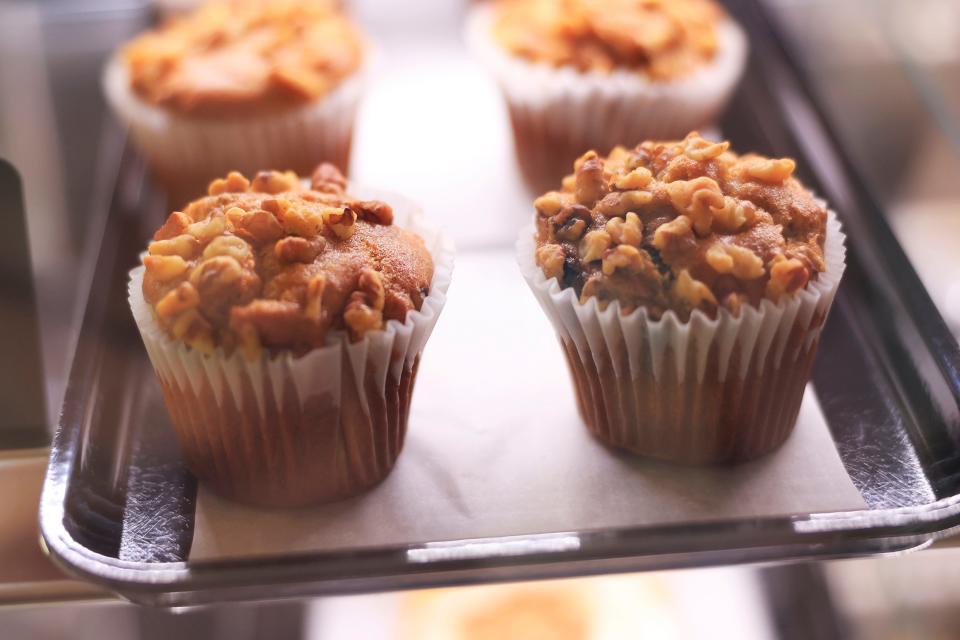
[
  {"x1": 131, "y1": 163, "x2": 448, "y2": 506},
  {"x1": 472, "y1": 0, "x2": 747, "y2": 193},
  {"x1": 122, "y1": 0, "x2": 364, "y2": 117},
  {"x1": 105, "y1": 0, "x2": 368, "y2": 203},
  {"x1": 533, "y1": 132, "x2": 826, "y2": 319},
  {"x1": 492, "y1": 0, "x2": 723, "y2": 79},
  {"x1": 142, "y1": 164, "x2": 433, "y2": 357},
  {"x1": 522, "y1": 132, "x2": 844, "y2": 464}
]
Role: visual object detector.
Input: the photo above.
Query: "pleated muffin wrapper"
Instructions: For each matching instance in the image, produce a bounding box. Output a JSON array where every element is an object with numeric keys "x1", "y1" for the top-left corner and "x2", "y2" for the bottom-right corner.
[
  {"x1": 518, "y1": 210, "x2": 846, "y2": 464},
  {"x1": 465, "y1": 4, "x2": 748, "y2": 193},
  {"x1": 129, "y1": 192, "x2": 454, "y2": 507},
  {"x1": 103, "y1": 54, "x2": 367, "y2": 205}
]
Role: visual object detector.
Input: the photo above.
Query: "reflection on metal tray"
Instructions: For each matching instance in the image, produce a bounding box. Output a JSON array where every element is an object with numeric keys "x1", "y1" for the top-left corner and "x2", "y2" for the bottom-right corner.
[{"x1": 39, "y1": 0, "x2": 960, "y2": 606}]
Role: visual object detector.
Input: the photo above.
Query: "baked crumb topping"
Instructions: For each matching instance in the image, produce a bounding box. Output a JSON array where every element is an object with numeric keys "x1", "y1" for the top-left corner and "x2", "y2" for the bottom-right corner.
[
  {"x1": 142, "y1": 164, "x2": 433, "y2": 356},
  {"x1": 122, "y1": 0, "x2": 364, "y2": 116},
  {"x1": 534, "y1": 133, "x2": 827, "y2": 319},
  {"x1": 491, "y1": 0, "x2": 723, "y2": 79}
]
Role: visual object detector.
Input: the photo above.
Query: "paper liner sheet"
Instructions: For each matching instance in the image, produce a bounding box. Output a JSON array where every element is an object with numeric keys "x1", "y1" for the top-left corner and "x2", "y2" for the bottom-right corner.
[{"x1": 189, "y1": 250, "x2": 864, "y2": 561}]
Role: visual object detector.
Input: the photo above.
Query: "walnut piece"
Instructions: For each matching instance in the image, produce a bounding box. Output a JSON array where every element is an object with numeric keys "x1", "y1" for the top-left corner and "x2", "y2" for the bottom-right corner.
[{"x1": 535, "y1": 244, "x2": 565, "y2": 280}]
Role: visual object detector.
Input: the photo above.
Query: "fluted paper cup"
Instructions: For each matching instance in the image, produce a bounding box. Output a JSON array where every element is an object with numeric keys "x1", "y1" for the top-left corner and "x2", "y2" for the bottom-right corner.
[
  {"x1": 518, "y1": 211, "x2": 845, "y2": 464},
  {"x1": 129, "y1": 192, "x2": 454, "y2": 506},
  {"x1": 104, "y1": 56, "x2": 367, "y2": 206},
  {"x1": 466, "y1": 4, "x2": 748, "y2": 193}
]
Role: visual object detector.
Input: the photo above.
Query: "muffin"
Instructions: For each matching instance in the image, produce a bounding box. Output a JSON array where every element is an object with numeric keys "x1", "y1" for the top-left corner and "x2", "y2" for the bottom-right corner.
[
  {"x1": 467, "y1": 0, "x2": 747, "y2": 193},
  {"x1": 128, "y1": 164, "x2": 453, "y2": 506},
  {"x1": 104, "y1": 0, "x2": 367, "y2": 204},
  {"x1": 517, "y1": 133, "x2": 846, "y2": 464}
]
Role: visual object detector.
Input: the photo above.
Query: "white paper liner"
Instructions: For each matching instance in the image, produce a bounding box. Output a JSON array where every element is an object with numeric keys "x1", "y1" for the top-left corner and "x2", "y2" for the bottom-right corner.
[
  {"x1": 518, "y1": 210, "x2": 846, "y2": 463},
  {"x1": 103, "y1": 55, "x2": 366, "y2": 201},
  {"x1": 128, "y1": 189, "x2": 454, "y2": 506},
  {"x1": 465, "y1": 5, "x2": 748, "y2": 189}
]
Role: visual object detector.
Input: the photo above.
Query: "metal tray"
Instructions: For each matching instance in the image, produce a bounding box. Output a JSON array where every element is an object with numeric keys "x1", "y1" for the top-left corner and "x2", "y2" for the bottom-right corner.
[{"x1": 39, "y1": 0, "x2": 960, "y2": 606}]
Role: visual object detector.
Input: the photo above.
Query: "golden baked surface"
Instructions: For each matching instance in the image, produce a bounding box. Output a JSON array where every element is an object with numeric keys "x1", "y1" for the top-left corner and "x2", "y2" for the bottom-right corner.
[
  {"x1": 534, "y1": 133, "x2": 827, "y2": 320},
  {"x1": 142, "y1": 165, "x2": 433, "y2": 356},
  {"x1": 491, "y1": 0, "x2": 722, "y2": 79},
  {"x1": 122, "y1": 0, "x2": 364, "y2": 116}
]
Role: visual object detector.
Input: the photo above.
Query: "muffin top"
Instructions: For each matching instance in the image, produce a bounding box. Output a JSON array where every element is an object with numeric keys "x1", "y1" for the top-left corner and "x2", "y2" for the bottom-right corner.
[
  {"x1": 533, "y1": 133, "x2": 827, "y2": 320},
  {"x1": 490, "y1": 0, "x2": 723, "y2": 79},
  {"x1": 142, "y1": 164, "x2": 434, "y2": 357},
  {"x1": 121, "y1": 0, "x2": 364, "y2": 117}
]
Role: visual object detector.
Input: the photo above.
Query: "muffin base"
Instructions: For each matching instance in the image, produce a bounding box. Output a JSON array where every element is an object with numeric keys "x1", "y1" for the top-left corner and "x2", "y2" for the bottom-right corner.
[
  {"x1": 518, "y1": 210, "x2": 845, "y2": 465},
  {"x1": 158, "y1": 357, "x2": 420, "y2": 507},
  {"x1": 560, "y1": 319, "x2": 821, "y2": 464}
]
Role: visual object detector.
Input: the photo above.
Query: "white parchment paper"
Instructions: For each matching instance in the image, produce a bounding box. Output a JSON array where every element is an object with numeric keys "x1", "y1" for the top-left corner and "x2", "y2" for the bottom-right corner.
[{"x1": 189, "y1": 251, "x2": 865, "y2": 561}]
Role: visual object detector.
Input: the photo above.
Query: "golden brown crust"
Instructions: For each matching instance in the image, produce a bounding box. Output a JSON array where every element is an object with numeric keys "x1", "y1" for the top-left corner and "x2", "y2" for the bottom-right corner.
[
  {"x1": 491, "y1": 0, "x2": 723, "y2": 79},
  {"x1": 142, "y1": 164, "x2": 433, "y2": 356},
  {"x1": 533, "y1": 133, "x2": 827, "y2": 320},
  {"x1": 122, "y1": 0, "x2": 364, "y2": 117}
]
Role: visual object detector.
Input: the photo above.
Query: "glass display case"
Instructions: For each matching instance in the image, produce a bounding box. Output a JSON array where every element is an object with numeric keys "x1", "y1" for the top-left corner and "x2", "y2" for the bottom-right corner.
[{"x1": 1, "y1": 0, "x2": 959, "y2": 637}]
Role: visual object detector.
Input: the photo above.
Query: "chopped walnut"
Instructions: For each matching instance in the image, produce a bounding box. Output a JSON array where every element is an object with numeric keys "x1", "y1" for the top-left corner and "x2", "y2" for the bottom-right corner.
[
  {"x1": 251, "y1": 170, "x2": 300, "y2": 194},
  {"x1": 323, "y1": 206, "x2": 357, "y2": 239},
  {"x1": 705, "y1": 243, "x2": 764, "y2": 280},
  {"x1": 673, "y1": 269, "x2": 717, "y2": 309},
  {"x1": 602, "y1": 245, "x2": 649, "y2": 276},
  {"x1": 156, "y1": 282, "x2": 200, "y2": 320},
  {"x1": 766, "y1": 255, "x2": 809, "y2": 301},
  {"x1": 745, "y1": 157, "x2": 796, "y2": 183},
  {"x1": 233, "y1": 209, "x2": 284, "y2": 245},
  {"x1": 148, "y1": 234, "x2": 201, "y2": 260},
  {"x1": 343, "y1": 268, "x2": 386, "y2": 341},
  {"x1": 271, "y1": 199, "x2": 324, "y2": 238},
  {"x1": 534, "y1": 192, "x2": 564, "y2": 217},
  {"x1": 605, "y1": 212, "x2": 643, "y2": 247},
  {"x1": 202, "y1": 235, "x2": 252, "y2": 262},
  {"x1": 595, "y1": 190, "x2": 654, "y2": 217},
  {"x1": 536, "y1": 244, "x2": 565, "y2": 280},
  {"x1": 556, "y1": 217, "x2": 587, "y2": 242},
  {"x1": 274, "y1": 236, "x2": 325, "y2": 264},
  {"x1": 352, "y1": 200, "x2": 394, "y2": 226},
  {"x1": 683, "y1": 134, "x2": 730, "y2": 161},
  {"x1": 532, "y1": 134, "x2": 827, "y2": 320},
  {"x1": 574, "y1": 151, "x2": 608, "y2": 206},
  {"x1": 310, "y1": 163, "x2": 348, "y2": 194},
  {"x1": 667, "y1": 176, "x2": 725, "y2": 236},
  {"x1": 170, "y1": 309, "x2": 214, "y2": 354},
  {"x1": 579, "y1": 230, "x2": 612, "y2": 264},
  {"x1": 154, "y1": 211, "x2": 191, "y2": 241},
  {"x1": 613, "y1": 167, "x2": 653, "y2": 191},
  {"x1": 144, "y1": 255, "x2": 189, "y2": 282},
  {"x1": 185, "y1": 214, "x2": 226, "y2": 243},
  {"x1": 207, "y1": 171, "x2": 251, "y2": 196},
  {"x1": 710, "y1": 196, "x2": 751, "y2": 233},
  {"x1": 304, "y1": 275, "x2": 327, "y2": 323},
  {"x1": 652, "y1": 215, "x2": 694, "y2": 251}
]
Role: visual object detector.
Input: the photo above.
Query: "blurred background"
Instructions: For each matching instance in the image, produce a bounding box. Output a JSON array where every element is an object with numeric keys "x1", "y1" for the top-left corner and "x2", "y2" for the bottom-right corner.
[{"x1": 1, "y1": 0, "x2": 959, "y2": 637}]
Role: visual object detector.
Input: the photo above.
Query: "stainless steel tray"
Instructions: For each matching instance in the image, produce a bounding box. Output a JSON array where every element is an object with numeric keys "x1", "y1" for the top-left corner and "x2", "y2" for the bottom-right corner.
[{"x1": 39, "y1": 0, "x2": 960, "y2": 606}]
